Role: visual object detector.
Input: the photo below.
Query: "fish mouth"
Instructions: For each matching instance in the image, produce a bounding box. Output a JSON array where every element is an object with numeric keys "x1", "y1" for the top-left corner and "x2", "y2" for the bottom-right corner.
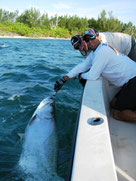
[{"x1": 48, "y1": 96, "x2": 55, "y2": 104}]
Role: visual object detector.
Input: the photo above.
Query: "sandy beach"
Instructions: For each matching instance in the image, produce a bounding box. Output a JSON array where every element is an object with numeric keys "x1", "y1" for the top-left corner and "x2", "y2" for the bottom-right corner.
[
  {"x1": 0, "y1": 35, "x2": 70, "y2": 40},
  {"x1": 0, "y1": 30, "x2": 70, "y2": 40}
]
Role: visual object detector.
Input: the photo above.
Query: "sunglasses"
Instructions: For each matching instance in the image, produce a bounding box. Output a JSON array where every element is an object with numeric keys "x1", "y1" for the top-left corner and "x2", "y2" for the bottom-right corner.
[
  {"x1": 84, "y1": 35, "x2": 96, "y2": 43},
  {"x1": 74, "y1": 42, "x2": 81, "y2": 50}
]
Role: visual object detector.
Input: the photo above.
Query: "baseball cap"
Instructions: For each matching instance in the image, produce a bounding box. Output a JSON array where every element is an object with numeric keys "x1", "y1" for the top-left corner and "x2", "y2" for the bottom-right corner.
[
  {"x1": 84, "y1": 28, "x2": 99, "y2": 37},
  {"x1": 71, "y1": 35, "x2": 81, "y2": 46}
]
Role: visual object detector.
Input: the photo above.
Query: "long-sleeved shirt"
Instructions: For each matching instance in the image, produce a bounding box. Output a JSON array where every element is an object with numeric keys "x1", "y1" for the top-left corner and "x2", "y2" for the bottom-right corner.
[
  {"x1": 81, "y1": 32, "x2": 132, "y2": 58},
  {"x1": 67, "y1": 43, "x2": 136, "y2": 87}
]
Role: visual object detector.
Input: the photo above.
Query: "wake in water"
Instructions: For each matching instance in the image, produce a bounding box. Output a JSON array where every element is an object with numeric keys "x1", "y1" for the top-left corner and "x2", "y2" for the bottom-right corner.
[
  {"x1": 0, "y1": 44, "x2": 8, "y2": 48},
  {"x1": 17, "y1": 95, "x2": 64, "y2": 181}
]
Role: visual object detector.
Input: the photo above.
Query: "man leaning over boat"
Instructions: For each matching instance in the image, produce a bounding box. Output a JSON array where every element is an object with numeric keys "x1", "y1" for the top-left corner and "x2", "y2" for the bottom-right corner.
[
  {"x1": 54, "y1": 28, "x2": 136, "y2": 122},
  {"x1": 71, "y1": 29, "x2": 136, "y2": 61}
]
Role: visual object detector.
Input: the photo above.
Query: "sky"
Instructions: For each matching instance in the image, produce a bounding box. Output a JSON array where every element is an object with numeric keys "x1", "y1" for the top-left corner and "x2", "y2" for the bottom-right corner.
[{"x1": 1, "y1": 0, "x2": 136, "y2": 26}]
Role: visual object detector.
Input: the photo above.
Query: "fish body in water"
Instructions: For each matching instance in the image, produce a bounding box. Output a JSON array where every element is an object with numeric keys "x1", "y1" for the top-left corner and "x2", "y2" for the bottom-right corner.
[{"x1": 18, "y1": 96, "x2": 63, "y2": 181}]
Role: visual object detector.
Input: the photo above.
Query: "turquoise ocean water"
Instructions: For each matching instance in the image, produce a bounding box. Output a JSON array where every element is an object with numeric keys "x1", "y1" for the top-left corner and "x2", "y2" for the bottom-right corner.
[{"x1": 0, "y1": 38, "x2": 83, "y2": 180}]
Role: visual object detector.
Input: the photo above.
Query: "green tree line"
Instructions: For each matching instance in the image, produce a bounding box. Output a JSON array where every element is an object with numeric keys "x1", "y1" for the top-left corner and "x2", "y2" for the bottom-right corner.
[{"x1": 0, "y1": 8, "x2": 136, "y2": 38}]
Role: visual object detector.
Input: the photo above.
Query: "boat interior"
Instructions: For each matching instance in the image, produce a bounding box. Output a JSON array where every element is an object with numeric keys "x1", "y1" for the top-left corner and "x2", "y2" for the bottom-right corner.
[
  {"x1": 69, "y1": 78, "x2": 136, "y2": 181},
  {"x1": 104, "y1": 79, "x2": 136, "y2": 181}
]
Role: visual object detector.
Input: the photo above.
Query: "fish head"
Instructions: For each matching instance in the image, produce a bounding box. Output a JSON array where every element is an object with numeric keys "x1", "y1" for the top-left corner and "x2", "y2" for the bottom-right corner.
[
  {"x1": 29, "y1": 96, "x2": 55, "y2": 125},
  {"x1": 36, "y1": 96, "x2": 55, "y2": 118}
]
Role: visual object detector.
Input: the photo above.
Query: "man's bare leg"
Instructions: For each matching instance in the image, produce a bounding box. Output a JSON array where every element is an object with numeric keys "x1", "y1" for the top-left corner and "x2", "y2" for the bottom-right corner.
[{"x1": 113, "y1": 109, "x2": 136, "y2": 121}]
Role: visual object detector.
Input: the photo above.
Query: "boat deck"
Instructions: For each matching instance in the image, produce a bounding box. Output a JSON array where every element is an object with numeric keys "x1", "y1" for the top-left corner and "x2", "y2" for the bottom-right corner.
[
  {"x1": 106, "y1": 81, "x2": 136, "y2": 181},
  {"x1": 70, "y1": 79, "x2": 136, "y2": 181}
]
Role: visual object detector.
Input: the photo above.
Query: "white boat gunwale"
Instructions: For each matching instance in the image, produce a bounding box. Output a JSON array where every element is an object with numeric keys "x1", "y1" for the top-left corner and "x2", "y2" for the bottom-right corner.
[{"x1": 68, "y1": 78, "x2": 136, "y2": 181}]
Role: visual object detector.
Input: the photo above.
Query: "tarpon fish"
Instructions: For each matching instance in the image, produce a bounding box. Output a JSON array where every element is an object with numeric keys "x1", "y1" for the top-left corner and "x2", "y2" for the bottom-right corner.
[{"x1": 18, "y1": 95, "x2": 64, "y2": 181}]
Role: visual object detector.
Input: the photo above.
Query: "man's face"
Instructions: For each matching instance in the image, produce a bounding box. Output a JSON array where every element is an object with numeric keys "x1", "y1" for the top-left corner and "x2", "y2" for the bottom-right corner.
[
  {"x1": 74, "y1": 39, "x2": 88, "y2": 51},
  {"x1": 74, "y1": 42, "x2": 81, "y2": 50},
  {"x1": 85, "y1": 36, "x2": 100, "y2": 51}
]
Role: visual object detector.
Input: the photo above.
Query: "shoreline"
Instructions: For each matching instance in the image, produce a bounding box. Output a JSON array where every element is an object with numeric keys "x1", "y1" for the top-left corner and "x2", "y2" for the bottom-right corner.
[{"x1": 0, "y1": 35, "x2": 70, "y2": 40}]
